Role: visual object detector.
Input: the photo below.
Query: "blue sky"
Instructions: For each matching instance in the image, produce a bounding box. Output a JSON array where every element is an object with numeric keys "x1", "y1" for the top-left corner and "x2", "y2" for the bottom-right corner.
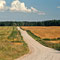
[{"x1": 0, "y1": 0, "x2": 60, "y2": 21}]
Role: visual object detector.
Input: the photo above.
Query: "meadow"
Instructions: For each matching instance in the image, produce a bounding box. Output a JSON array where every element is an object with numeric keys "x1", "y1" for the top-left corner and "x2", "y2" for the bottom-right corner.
[
  {"x1": 21, "y1": 26, "x2": 60, "y2": 50},
  {"x1": 0, "y1": 26, "x2": 29, "y2": 60}
]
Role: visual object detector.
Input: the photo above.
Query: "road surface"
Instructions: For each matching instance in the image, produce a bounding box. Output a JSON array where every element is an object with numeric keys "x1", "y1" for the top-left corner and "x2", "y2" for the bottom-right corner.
[{"x1": 16, "y1": 27, "x2": 60, "y2": 60}]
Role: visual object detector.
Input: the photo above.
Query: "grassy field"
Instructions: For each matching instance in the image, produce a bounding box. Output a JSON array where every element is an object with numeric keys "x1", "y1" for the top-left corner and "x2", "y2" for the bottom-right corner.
[
  {"x1": 21, "y1": 26, "x2": 60, "y2": 50},
  {"x1": 0, "y1": 26, "x2": 29, "y2": 60},
  {"x1": 21, "y1": 26, "x2": 60, "y2": 39}
]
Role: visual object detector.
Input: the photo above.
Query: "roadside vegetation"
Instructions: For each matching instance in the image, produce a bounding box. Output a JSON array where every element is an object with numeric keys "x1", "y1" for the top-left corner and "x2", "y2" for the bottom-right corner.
[
  {"x1": 21, "y1": 26, "x2": 60, "y2": 51},
  {"x1": 0, "y1": 26, "x2": 29, "y2": 60},
  {"x1": 27, "y1": 30, "x2": 60, "y2": 51}
]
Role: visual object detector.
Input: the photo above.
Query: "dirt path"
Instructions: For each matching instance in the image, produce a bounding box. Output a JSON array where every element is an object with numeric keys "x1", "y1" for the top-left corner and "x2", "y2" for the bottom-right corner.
[{"x1": 16, "y1": 27, "x2": 60, "y2": 60}]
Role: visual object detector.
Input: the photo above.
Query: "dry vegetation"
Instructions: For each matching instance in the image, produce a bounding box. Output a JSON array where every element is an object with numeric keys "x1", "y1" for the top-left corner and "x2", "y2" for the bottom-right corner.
[
  {"x1": 47, "y1": 40, "x2": 60, "y2": 44},
  {"x1": 21, "y1": 26, "x2": 60, "y2": 39},
  {"x1": 21, "y1": 26, "x2": 60, "y2": 50},
  {"x1": 21, "y1": 26, "x2": 60, "y2": 43},
  {"x1": 0, "y1": 26, "x2": 29, "y2": 60}
]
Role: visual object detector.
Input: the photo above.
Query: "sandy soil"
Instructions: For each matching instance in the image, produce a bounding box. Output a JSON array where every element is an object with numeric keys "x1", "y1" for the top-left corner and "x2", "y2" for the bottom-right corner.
[{"x1": 15, "y1": 27, "x2": 60, "y2": 60}]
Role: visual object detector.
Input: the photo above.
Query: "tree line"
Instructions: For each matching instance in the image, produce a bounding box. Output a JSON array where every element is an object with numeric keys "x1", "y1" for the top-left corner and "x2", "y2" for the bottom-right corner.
[{"x1": 0, "y1": 20, "x2": 60, "y2": 26}]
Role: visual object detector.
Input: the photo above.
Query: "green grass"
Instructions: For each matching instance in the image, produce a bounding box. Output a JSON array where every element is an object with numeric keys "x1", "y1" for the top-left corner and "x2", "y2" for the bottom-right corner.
[
  {"x1": 26, "y1": 30, "x2": 60, "y2": 51},
  {"x1": 43, "y1": 38, "x2": 60, "y2": 41},
  {"x1": 0, "y1": 26, "x2": 29, "y2": 60}
]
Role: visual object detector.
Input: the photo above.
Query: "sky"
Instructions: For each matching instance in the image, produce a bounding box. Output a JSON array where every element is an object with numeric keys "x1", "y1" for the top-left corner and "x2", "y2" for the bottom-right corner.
[{"x1": 0, "y1": 0, "x2": 60, "y2": 21}]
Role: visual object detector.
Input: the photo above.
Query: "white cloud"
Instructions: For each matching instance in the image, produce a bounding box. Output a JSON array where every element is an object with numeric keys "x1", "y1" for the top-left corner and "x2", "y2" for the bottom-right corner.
[
  {"x1": 31, "y1": 7, "x2": 45, "y2": 15},
  {"x1": 0, "y1": 0, "x2": 6, "y2": 10},
  {"x1": 10, "y1": 0, "x2": 31, "y2": 12},
  {"x1": 0, "y1": 0, "x2": 45, "y2": 15},
  {"x1": 57, "y1": 6, "x2": 60, "y2": 8},
  {"x1": 10, "y1": 0, "x2": 45, "y2": 15}
]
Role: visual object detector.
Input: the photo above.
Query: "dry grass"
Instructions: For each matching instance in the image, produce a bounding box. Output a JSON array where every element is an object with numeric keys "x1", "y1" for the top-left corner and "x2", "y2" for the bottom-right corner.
[
  {"x1": 46, "y1": 40, "x2": 60, "y2": 44},
  {"x1": 22, "y1": 26, "x2": 60, "y2": 50},
  {"x1": 21, "y1": 26, "x2": 60, "y2": 39},
  {"x1": 21, "y1": 26, "x2": 60, "y2": 43},
  {"x1": 0, "y1": 26, "x2": 29, "y2": 60}
]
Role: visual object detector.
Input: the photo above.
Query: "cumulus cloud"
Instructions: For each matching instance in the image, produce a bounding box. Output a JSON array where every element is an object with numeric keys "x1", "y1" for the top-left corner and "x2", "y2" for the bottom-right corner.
[
  {"x1": 0, "y1": 0, "x2": 6, "y2": 10},
  {"x1": 10, "y1": 0, "x2": 45, "y2": 15},
  {"x1": 0, "y1": 0, "x2": 45, "y2": 15},
  {"x1": 10, "y1": 0, "x2": 31, "y2": 12}
]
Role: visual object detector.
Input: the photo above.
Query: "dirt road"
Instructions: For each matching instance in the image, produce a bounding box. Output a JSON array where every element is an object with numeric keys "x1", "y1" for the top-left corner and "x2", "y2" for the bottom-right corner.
[{"x1": 16, "y1": 27, "x2": 60, "y2": 60}]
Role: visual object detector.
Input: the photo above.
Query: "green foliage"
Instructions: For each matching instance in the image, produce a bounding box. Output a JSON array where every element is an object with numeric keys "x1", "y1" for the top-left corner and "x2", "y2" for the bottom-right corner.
[
  {"x1": 0, "y1": 20, "x2": 60, "y2": 26},
  {"x1": 27, "y1": 30, "x2": 40, "y2": 40},
  {"x1": 43, "y1": 38, "x2": 60, "y2": 41},
  {"x1": 43, "y1": 38, "x2": 51, "y2": 41},
  {"x1": 8, "y1": 31, "x2": 17, "y2": 39}
]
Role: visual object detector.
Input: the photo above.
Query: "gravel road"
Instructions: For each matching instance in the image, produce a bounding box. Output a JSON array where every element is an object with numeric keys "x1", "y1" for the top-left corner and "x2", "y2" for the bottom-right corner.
[{"x1": 16, "y1": 27, "x2": 60, "y2": 60}]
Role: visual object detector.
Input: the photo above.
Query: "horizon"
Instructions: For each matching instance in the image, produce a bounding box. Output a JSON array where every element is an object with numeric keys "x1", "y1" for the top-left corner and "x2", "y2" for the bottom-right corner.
[{"x1": 0, "y1": 19, "x2": 60, "y2": 22}]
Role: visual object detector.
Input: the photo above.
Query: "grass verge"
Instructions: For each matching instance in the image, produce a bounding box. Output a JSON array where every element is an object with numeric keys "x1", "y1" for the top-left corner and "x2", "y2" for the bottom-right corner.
[{"x1": 26, "y1": 30, "x2": 60, "y2": 51}]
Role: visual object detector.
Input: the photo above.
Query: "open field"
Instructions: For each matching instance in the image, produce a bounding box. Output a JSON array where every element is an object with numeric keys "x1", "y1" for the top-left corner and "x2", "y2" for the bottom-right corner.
[
  {"x1": 0, "y1": 26, "x2": 29, "y2": 60},
  {"x1": 21, "y1": 26, "x2": 60, "y2": 50},
  {"x1": 21, "y1": 26, "x2": 60, "y2": 39},
  {"x1": 16, "y1": 27, "x2": 60, "y2": 60}
]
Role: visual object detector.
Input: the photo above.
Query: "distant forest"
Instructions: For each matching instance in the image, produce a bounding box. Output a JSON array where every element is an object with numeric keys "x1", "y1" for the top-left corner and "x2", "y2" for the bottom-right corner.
[{"x1": 0, "y1": 20, "x2": 60, "y2": 26}]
